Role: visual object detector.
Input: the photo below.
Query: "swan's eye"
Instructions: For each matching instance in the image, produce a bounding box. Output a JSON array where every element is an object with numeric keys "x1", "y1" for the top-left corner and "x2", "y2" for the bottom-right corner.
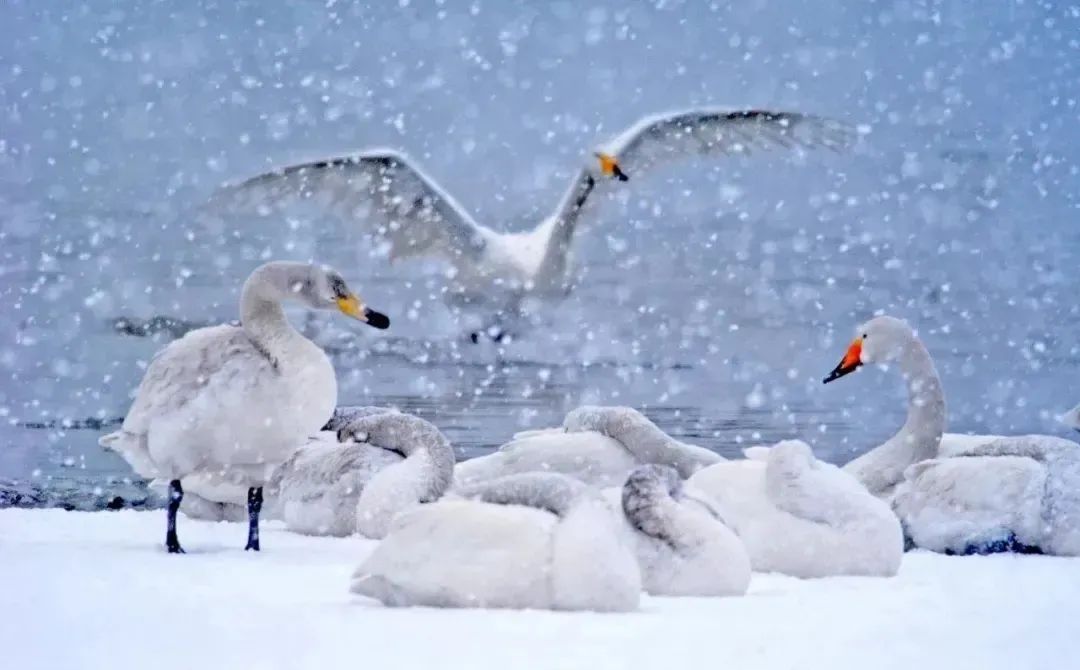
[
  {"x1": 861, "y1": 333, "x2": 867, "y2": 339},
  {"x1": 328, "y1": 274, "x2": 349, "y2": 299}
]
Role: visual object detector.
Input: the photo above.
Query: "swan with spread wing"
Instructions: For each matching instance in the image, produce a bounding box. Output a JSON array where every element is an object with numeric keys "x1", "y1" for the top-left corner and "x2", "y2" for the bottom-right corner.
[{"x1": 210, "y1": 108, "x2": 853, "y2": 338}]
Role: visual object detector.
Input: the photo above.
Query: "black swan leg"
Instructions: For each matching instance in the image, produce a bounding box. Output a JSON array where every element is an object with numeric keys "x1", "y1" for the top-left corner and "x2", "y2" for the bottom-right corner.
[
  {"x1": 165, "y1": 479, "x2": 185, "y2": 554},
  {"x1": 245, "y1": 486, "x2": 263, "y2": 551}
]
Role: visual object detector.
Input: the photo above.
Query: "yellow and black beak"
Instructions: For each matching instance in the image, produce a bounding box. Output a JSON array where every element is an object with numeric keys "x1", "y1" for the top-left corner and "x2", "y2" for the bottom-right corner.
[
  {"x1": 595, "y1": 152, "x2": 629, "y2": 182},
  {"x1": 336, "y1": 294, "x2": 390, "y2": 330},
  {"x1": 823, "y1": 338, "x2": 863, "y2": 384}
]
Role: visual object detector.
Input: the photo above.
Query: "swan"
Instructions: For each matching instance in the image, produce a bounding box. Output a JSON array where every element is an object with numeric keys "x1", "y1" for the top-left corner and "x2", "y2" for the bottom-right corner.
[
  {"x1": 823, "y1": 314, "x2": 1080, "y2": 555},
  {"x1": 99, "y1": 261, "x2": 390, "y2": 553},
  {"x1": 144, "y1": 406, "x2": 389, "y2": 523},
  {"x1": 268, "y1": 408, "x2": 455, "y2": 539},
  {"x1": 351, "y1": 472, "x2": 641, "y2": 611},
  {"x1": 603, "y1": 464, "x2": 750, "y2": 597},
  {"x1": 209, "y1": 108, "x2": 852, "y2": 338},
  {"x1": 453, "y1": 405, "x2": 721, "y2": 488},
  {"x1": 688, "y1": 440, "x2": 903, "y2": 578}
]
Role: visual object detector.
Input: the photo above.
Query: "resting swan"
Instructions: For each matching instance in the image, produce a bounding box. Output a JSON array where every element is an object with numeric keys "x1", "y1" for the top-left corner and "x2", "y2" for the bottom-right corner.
[
  {"x1": 351, "y1": 472, "x2": 641, "y2": 611},
  {"x1": 688, "y1": 441, "x2": 903, "y2": 578},
  {"x1": 210, "y1": 108, "x2": 852, "y2": 337},
  {"x1": 268, "y1": 408, "x2": 455, "y2": 539},
  {"x1": 100, "y1": 261, "x2": 390, "y2": 553},
  {"x1": 824, "y1": 315, "x2": 1080, "y2": 555},
  {"x1": 604, "y1": 465, "x2": 750, "y2": 597},
  {"x1": 454, "y1": 405, "x2": 721, "y2": 488}
]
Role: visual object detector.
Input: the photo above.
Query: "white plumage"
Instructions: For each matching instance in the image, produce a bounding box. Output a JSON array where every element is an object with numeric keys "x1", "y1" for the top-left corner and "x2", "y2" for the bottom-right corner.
[
  {"x1": 351, "y1": 472, "x2": 641, "y2": 611},
  {"x1": 824, "y1": 315, "x2": 1080, "y2": 555},
  {"x1": 100, "y1": 261, "x2": 389, "y2": 552},
  {"x1": 688, "y1": 440, "x2": 903, "y2": 578},
  {"x1": 603, "y1": 464, "x2": 750, "y2": 597},
  {"x1": 269, "y1": 408, "x2": 455, "y2": 539},
  {"x1": 209, "y1": 108, "x2": 852, "y2": 331},
  {"x1": 454, "y1": 405, "x2": 721, "y2": 488}
]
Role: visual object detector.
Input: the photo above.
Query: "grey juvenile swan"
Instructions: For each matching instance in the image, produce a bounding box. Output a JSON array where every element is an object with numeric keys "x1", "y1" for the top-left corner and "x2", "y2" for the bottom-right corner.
[
  {"x1": 100, "y1": 261, "x2": 389, "y2": 553},
  {"x1": 269, "y1": 408, "x2": 455, "y2": 539}
]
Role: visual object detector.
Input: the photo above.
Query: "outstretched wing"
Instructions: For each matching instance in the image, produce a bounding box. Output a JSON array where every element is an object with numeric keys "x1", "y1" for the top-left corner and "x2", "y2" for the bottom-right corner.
[
  {"x1": 208, "y1": 149, "x2": 491, "y2": 264},
  {"x1": 595, "y1": 107, "x2": 856, "y2": 177}
]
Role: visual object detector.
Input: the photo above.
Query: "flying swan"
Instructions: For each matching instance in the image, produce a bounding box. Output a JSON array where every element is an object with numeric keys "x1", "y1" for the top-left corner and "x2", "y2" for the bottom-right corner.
[
  {"x1": 268, "y1": 407, "x2": 455, "y2": 539},
  {"x1": 823, "y1": 314, "x2": 1080, "y2": 556},
  {"x1": 453, "y1": 404, "x2": 722, "y2": 488},
  {"x1": 100, "y1": 261, "x2": 390, "y2": 553},
  {"x1": 209, "y1": 108, "x2": 853, "y2": 338},
  {"x1": 351, "y1": 472, "x2": 641, "y2": 611}
]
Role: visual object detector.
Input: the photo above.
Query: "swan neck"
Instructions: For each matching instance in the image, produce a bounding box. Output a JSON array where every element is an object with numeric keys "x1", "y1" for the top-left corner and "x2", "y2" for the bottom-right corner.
[
  {"x1": 622, "y1": 470, "x2": 679, "y2": 543},
  {"x1": 847, "y1": 335, "x2": 946, "y2": 495},
  {"x1": 239, "y1": 265, "x2": 304, "y2": 358},
  {"x1": 537, "y1": 171, "x2": 596, "y2": 282},
  {"x1": 894, "y1": 338, "x2": 946, "y2": 459}
]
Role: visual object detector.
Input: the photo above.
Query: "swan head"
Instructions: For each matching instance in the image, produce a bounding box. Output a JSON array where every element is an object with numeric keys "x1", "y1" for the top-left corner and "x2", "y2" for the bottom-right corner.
[
  {"x1": 593, "y1": 152, "x2": 629, "y2": 181},
  {"x1": 823, "y1": 315, "x2": 914, "y2": 383},
  {"x1": 292, "y1": 264, "x2": 391, "y2": 329}
]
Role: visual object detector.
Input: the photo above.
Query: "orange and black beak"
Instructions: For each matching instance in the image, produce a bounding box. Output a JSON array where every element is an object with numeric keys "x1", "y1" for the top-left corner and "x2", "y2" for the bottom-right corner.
[
  {"x1": 823, "y1": 338, "x2": 863, "y2": 384},
  {"x1": 595, "y1": 152, "x2": 629, "y2": 181}
]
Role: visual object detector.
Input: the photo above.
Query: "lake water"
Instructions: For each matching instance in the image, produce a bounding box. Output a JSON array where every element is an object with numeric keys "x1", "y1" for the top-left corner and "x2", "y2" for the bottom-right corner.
[{"x1": 2, "y1": 1, "x2": 1078, "y2": 508}]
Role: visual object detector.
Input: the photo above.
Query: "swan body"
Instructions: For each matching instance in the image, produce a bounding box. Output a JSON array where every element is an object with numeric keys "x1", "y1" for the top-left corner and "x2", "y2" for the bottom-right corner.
[
  {"x1": 894, "y1": 435, "x2": 1080, "y2": 555},
  {"x1": 454, "y1": 405, "x2": 721, "y2": 488},
  {"x1": 100, "y1": 261, "x2": 389, "y2": 552},
  {"x1": 270, "y1": 409, "x2": 455, "y2": 539},
  {"x1": 688, "y1": 441, "x2": 903, "y2": 578},
  {"x1": 825, "y1": 315, "x2": 1080, "y2": 555},
  {"x1": 146, "y1": 406, "x2": 388, "y2": 523},
  {"x1": 603, "y1": 465, "x2": 750, "y2": 597},
  {"x1": 211, "y1": 109, "x2": 852, "y2": 325},
  {"x1": 351, "y1": 473, "x2": 641, "y2": 611}
]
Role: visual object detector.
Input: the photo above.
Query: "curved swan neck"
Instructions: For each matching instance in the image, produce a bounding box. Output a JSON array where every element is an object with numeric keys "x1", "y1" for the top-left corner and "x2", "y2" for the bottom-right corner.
[
  {"x1": 535, "y1": 170, "x2": 596, "y2": 284},
  {"x1": 622, "y1": 467, "x2": 681, "y2": 544},
  {"x1": 846, "y1": 333, "x2": 946, "y2": 496},
  {"x1": 239, "y1": 262, "x2": 307, "y2": 356},
  {"x1": 348, "y1": 415, "x2": 456, "y2": 501},
  {"x1": 564, "y1": 406, "x2": 720, "y2": 477}
]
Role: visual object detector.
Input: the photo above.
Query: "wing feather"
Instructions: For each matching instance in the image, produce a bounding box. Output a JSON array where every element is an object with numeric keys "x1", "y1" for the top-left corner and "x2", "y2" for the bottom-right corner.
[
  {"x1": 208, "y1": 149, "x2": 491, "y2": 264},
  {"x1": 597, "y1": 108, "x2": 856, "y2": 175}
]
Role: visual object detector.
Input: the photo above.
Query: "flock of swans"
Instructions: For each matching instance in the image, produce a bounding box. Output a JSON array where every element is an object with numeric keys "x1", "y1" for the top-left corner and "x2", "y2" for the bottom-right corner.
[{"x1": 99, "y1": 106, "x2": 1079, "y2": 612}]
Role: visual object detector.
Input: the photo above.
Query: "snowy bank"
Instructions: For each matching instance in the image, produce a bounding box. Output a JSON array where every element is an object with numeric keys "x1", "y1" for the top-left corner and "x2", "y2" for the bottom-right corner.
[{"x1": 1, "y1": 509, "x2": 1077, "y2": 670}]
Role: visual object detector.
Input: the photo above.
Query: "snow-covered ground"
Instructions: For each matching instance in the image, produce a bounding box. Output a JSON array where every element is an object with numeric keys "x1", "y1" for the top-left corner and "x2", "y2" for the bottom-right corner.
[{"x1": 2, "y1": 509, "x2": 1077, "y2": 670}]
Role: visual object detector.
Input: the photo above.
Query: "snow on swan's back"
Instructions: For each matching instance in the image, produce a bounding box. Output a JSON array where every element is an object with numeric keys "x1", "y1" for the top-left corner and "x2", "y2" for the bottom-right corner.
[
  {"x1": 351, "y1": 472, "x2": 641, "y2": 611},
  {"x1": 689, "y1": 440, "x2": 902, "y2": 578},
  {"x1": 454, "y1": 405, "x2": 721, "y2": 488}
]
